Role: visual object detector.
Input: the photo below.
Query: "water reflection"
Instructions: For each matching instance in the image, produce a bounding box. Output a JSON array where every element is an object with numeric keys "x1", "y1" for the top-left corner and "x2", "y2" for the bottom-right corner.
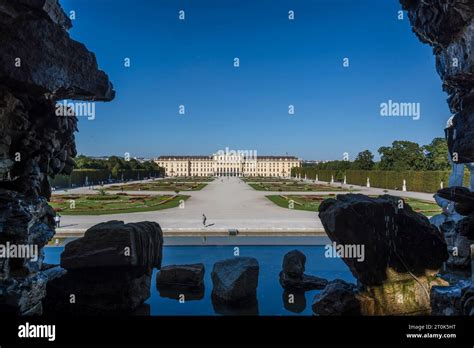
[
  {"x1": 282, "y1": 290, "x2": 306, "y2": 313},
  {"x1": 157, "y1": 284, "x2": 205, "y2": 301},
  {"x1": 211, "y1": 295, "x2": 259, "y2": 316}
]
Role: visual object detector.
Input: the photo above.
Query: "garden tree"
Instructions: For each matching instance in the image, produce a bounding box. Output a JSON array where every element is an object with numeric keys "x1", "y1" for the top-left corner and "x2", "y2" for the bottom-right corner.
[
  {"x1": 423, "y1": 137, "x2": 450, "y2": 171},
  {"x1": 111, "y1": 163, "x2": 121, "y2": 178},
  {"x1": 378, "y1": 141, "x2": 425, "y2": 171},
  {"x1": 352, "y1": 150, "x2": 375, "y2": 170}
]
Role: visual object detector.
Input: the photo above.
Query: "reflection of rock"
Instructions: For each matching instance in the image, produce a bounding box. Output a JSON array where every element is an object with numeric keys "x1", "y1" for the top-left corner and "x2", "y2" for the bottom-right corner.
[
  {"x1": 211, "y1": 257, "x2": 259, "y2": 305},
  {"x1": 156, "y1": 263, "x2": 204, "y2": 288},
  {"x1": 318, "y1": 194, "x2": 449, "y2": 315},
  {"x1": 0, "y1": 0, "x2": 114, "y2": 315},
  {"x1": 282, "y1": 290, "x2": 306, "y2": 314},
  {"x1": 43, "y1": 266, "x2": 151, "y2": 315},
  {"x1": 42, "y1": 221, "x2": 162, "y2": 315},
  {"x1": 279, "y1": 250, "x2": 328, "y2": 290},
  {"x1": 211, "y1": 295, "x2": 259, "y2": 316},
  {"x1": 312, "y1": 279, "x2": 360, "y2": 316},
  {"x1": 157, "y1": 284, "x2": 205, "y2": 302}
]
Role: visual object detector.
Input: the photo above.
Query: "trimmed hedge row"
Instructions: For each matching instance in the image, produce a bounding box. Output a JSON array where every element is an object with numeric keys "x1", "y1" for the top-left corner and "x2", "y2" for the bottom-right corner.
[
  {"x1": 50, "y1": 169, "x2": 162, "y2": 189},
  {"x1": 291, "y1": 168, "x2": 470, "y2": 193}
]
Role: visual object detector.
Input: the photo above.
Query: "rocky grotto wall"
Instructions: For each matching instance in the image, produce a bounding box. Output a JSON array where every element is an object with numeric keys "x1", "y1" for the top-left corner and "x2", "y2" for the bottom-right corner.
[
  {"x1": 0, "y1": 0, "x2": 114, "y2": 314},
  {"x1": 400, "y1": 0, "x2": 474, "y2": 162}
]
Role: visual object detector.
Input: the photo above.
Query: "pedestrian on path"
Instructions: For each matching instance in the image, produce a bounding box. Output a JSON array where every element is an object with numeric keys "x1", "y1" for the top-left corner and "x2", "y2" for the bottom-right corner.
[{"x1": 54, "y1": 214, "x2": 61, "y2": 228}]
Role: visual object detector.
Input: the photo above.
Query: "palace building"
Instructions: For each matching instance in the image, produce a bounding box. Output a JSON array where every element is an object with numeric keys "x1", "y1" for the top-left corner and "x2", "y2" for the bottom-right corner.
[{"x1": 154, "y1": 153, "x2": 301, "y2": 177}]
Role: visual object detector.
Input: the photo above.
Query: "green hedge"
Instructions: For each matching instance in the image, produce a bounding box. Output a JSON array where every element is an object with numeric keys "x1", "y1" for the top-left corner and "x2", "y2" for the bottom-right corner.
[
  {"x1": 50, "y1": 169, "x2": 162, "y2": 189},
  {"x1": 291, "y1": 168, "x2": 470, "y2": 193}
]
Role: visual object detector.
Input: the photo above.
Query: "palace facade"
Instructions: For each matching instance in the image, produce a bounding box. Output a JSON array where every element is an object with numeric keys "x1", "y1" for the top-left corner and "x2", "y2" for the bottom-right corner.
[{"x1": 154, "y1": 153, "x2": 301, "y2": 177}]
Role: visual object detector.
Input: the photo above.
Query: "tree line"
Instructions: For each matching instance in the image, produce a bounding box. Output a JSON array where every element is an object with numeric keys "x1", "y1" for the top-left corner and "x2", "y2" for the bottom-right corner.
[
  {"x1": 308, "y1": 138, "x2": 450, "y2": 171},
  {"x1": 74, "y1": 155, "x2": 163, "y2": 177}
]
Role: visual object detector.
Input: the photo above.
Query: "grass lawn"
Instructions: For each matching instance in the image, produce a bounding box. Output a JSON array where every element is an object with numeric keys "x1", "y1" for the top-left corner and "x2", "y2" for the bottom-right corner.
[
  {"x1": 50, "y1": 193, "x2": 190, "y2": 215},
  {"x1": 163, "y1": 176, "x2": 214, "y2": 182},
  {"x1": 241, "y1": 177, "x2": 296, "y2": 183},
  {"x1": 249, "y1": 182, "x2": 350, "y2": 192},
  {"x1": 106, "y1": 181, "x2": 207, "y2": 191},
  {"x1": 266, "y1": 195, "x2": 441, "y2": 216}
]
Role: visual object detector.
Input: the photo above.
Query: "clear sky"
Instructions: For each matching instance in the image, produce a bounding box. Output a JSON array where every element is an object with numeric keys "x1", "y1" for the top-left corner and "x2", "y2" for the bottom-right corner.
[{"x1": 61, "y1": 0, "x2": 450, "y2": 161}]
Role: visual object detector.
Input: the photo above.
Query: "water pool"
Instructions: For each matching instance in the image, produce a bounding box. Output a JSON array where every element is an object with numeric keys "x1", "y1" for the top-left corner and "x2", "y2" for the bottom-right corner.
[{"x1": 44, "y1": 245, "x2": 355, "y2": 315}]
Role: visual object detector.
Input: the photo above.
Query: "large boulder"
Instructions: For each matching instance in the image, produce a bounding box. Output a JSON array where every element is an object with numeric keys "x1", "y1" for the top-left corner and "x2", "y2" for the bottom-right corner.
[
  {"x1": 279, "y1": 250, "x2": 328, "y2": 290},
  {"x1": 319, "y1": 194, "x2": 448, "y2": 286},
  {"x1": 61, "y1": 220, "x2": 163, "y2": 272},
  {"x1": 211, "y1": 257, "x2": 259, "y2": 305},
  {"x1": 43, "y1": 221, "x2": 163, "y2": 315}
]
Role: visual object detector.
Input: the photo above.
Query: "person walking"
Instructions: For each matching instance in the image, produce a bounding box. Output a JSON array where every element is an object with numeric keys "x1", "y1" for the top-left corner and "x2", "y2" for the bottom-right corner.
[
  {"x1": 54, "y1": 214, "x2": 61, "y2": 228},
  {"x1": 202, "y1": 214, "x2": 207, "y2": 226}
]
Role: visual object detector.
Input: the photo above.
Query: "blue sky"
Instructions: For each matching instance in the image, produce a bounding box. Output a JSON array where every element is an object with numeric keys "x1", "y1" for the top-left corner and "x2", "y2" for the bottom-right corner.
[{"x1": 61, "y1": 0, "x2": 449, "y2": 161}]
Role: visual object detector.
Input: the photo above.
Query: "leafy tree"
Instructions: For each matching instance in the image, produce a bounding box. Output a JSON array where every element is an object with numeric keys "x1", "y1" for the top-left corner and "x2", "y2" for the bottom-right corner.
[
  {"x1": 423, "y1": 137, "x2": 450, "y2": 171},
  {"x1": 378, "y1": 141, "x2": 425, "y2": 171},
  {"x1": 352, "y1": 150, "x2": 375, "y2": 170}
]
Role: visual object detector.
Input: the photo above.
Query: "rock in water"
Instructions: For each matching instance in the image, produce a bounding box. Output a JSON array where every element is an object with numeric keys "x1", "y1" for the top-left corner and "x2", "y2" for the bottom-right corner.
[
  {"x1": 279, "y1": 250, "x2": 328, "y2": 290},
  {"x1": 319, "y1": 194, "x2": 448, "y2": 286},
  {"x1": 400, "y1": 0, "x2": 474, "y2": 163},
  {"x1": 211, "y1": 257, "x2": 259, "y2": 305},
  {"x1": 312, "y1": 279, "x2": 361, "y2": 316},
  {"x1": 156, "y1": 263, "x2": 205, "y2": 288},
  {"x1": 0, "y1": 0, "x2": 114, "y2": 315},
  {"x1": 317, "y1": 194, "x2": 449, "y2": 315},
  {"x1": 43, "y1": 221, "x2": 163, "y2": 315},
  {"x1": 61, "y1": 220, "x2": 163, "y2": 271},
  {"x1": 282, "y1": 250, "x2": 306, "y2": 277}
]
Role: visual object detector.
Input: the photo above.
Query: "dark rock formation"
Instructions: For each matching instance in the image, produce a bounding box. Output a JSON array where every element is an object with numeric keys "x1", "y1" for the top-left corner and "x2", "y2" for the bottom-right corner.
[
  {"x1": 312, "y1": 279, "x2": 361, "y2": 316},
  {"x1": 318, "y1": 194, "x2": 449, "y2": 315},
  {"x1": 400, "y1": 0, "x2": 474, "y2": 162},
  {"x1": 156, "y1": 263, "x2": 205, "y2": 302},
  {"x1": 211, "y1": 257, "x2": 259, "y2": 305},
  {"x1": 319, "y1": 194, "x2": 448, "y2": 286},
  {"x1": 42, "y1": 221, "x2": 162, "y2": 315},
  {"x1": 0, "y1": 0, "x2": 114, "y2": 315},
  {"x1": 61, "y1": 220, "x2": 163, "y2": 271},
  {"x1": 433, "y1": 187, "x2": 474, "y2": 270},
  {"x1": 156, "y1": 263, "x2": 205, "y2": 288},
  {"x1": 279, "y1": 250, "x2": 328, "y2": 290},
  {"x1": 437, "y1": 187, "x2": 474, "y2": 216}
]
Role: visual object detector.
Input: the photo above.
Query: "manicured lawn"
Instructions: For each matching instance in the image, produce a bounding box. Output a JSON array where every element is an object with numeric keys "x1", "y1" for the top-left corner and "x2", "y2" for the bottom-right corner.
[
  {"x1": 106, "y1": 181, "x2": 207, "y2": 191},
  {"x1": 266, "y1": 195, "x2": 441, "y2": 216},
  {"x1": 164, "y1": 176, "x2": 214, "y2": 182},
  {"x1": 50, "y1": 194, "x2": 190, "y2": 215},
  {"x1": 241, "y1": 177, "x2": 296, "y2": 183},
  {"x1": 249, "y1": 182, "x2": 350, "y2": 192}
]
